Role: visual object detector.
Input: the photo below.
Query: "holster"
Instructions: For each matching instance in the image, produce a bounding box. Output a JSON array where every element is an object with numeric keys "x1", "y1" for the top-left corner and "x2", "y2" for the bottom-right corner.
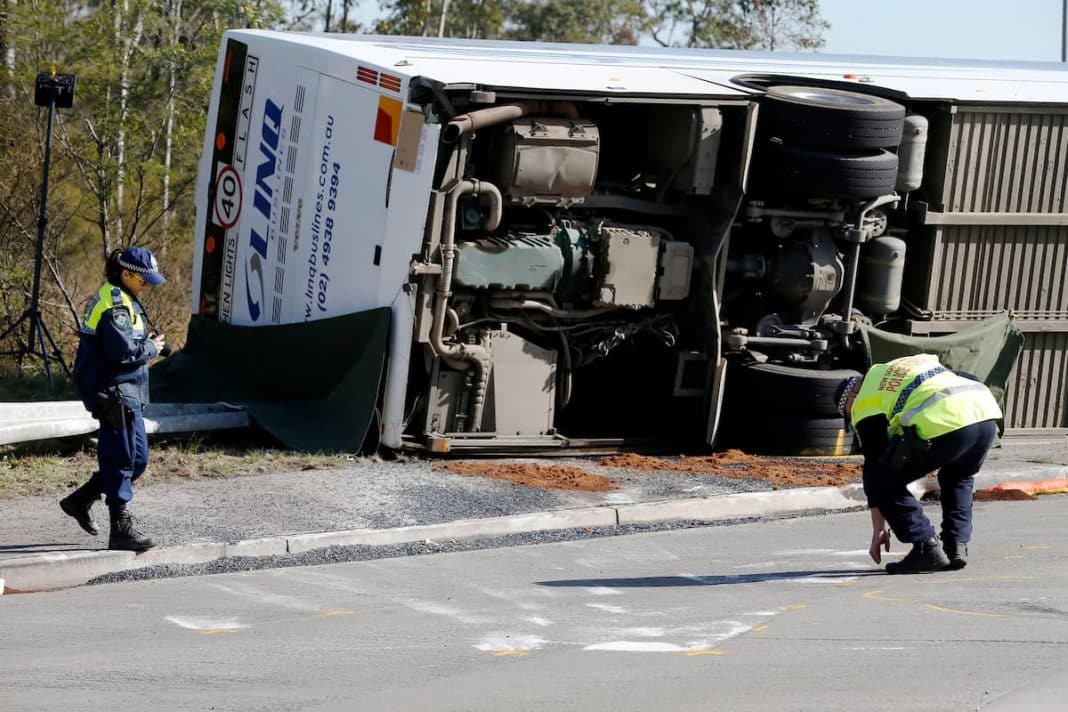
[
  {"x1": 888, "y1": 426, "x2": 932, "y2": 469},
  {"x1": 93, "y1": 388, "x2": 128, "y2": 430}
]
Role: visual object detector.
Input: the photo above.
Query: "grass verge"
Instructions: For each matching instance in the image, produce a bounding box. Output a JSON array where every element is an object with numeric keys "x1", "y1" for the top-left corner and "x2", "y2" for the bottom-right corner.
[{"x1": 0, "y1": 430, "x2": 350, "y2": 499}]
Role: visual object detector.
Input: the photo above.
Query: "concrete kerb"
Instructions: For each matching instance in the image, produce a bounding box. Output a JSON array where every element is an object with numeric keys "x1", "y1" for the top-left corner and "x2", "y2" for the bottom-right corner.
[
  {"x1": 284, "y1": 506, "x2": 619, "y2": 554},
  {"x1": 126, "y1": 542, "x2": 227, "y2": 569},
  {"x1": 615, "y1": 484, "x2": 867, "y2": 525},
  {"x1": 225, "y1": 537, "x2": 289, "y2": 558},
  {"x1": 0, "y1": 550, "x2": 135, "y2": 593},
  {"x1": 3, "y1": 468, "x2": 1066, "y2": 595}
]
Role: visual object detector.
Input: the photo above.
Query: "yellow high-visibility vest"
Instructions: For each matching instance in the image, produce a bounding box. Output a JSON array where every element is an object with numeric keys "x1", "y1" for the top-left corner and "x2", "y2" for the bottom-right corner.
[
  {"x1": 81, "y1": 282, "x2": 144, "y2": 335},
  {"x1": 851, "y1": 354, "x2": 1002, "y2": 439}
]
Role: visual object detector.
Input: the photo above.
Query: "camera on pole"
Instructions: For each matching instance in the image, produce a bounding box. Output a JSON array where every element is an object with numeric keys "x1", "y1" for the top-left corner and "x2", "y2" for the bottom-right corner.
[{"x1": 0, "y1": 70, "x2": 77, "y2": 389}]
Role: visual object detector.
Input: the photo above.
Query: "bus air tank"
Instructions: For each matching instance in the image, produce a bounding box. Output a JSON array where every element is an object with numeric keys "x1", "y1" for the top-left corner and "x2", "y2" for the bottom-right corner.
[
  {"x1": 856, "y1": 236, "x2": 907, "y2": 317},
  {"x1": 895, "y1": 114, "x2": 928, "y2": 192}
]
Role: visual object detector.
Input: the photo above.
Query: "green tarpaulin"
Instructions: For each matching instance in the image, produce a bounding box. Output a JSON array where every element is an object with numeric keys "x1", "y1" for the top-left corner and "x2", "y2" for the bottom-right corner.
[{"x1": 150, "y1": 307, "x2": 391, "y2": 452}]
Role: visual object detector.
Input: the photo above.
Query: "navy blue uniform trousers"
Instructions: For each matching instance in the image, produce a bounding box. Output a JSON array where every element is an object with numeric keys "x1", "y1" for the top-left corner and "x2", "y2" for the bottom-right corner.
[
  {"x1": 90, "y1": 395, "x2": 148, "y2": 508},
  {"x1": 862, "y1": 419, "x2": 997, "y2": 544}
]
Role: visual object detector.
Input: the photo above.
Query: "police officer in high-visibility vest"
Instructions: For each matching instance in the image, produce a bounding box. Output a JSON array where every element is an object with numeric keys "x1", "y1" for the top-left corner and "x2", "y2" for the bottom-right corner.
[
  {"x1": 62, "y1": 247, "x2": 167, "y2": 551},
  {"x1": 835, "y1": 354, "x2": 1002, "y2": 574}
]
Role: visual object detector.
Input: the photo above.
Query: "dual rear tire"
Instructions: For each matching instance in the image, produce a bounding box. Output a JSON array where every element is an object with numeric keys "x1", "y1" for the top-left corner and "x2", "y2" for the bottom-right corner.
[
  {"x1": 754, "y1": 85, "x2": 907, "y2": 199},
  {"x1": 723, "y1": 362, "x2": 860, "y2": 456}
]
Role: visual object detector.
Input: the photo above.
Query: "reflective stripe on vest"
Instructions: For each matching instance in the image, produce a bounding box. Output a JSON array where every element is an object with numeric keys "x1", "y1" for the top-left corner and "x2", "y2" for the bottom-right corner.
[
  {"x1": 81, "y1": 282, "x2": 143, "y2": 335},
  {"x1": 900, "y1": 383, "x2": 993, "y2": 428},
  {"x1": 851, "y1": 355, "x2": 1002, "y2": 439},
  {"x1": 898, "y1": 380, "x2": 1002, "y2": 439}
]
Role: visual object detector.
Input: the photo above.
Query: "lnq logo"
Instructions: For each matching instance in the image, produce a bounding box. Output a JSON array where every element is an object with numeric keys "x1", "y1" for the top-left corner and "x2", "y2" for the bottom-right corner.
[{"x1": 244, "y1": 98, "x2": 284, "y2": 321}]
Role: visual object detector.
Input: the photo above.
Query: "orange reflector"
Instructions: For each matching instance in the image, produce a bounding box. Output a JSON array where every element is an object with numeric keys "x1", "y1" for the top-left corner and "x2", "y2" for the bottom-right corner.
[
  {"x1": 205, "y1": 235, "x2": 216, "y2": 254},
  {"x1": 374, "y1": 96, "x2": 402, "y2": 146},
  {"x1": 215, "y1": 132, "x2": 226, "y2": 151}
]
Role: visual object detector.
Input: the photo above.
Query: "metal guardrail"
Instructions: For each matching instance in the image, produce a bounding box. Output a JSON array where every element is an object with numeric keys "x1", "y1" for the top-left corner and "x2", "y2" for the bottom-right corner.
[{"x1": 0, "y1": 401, "x2": 250, "y2": 446}]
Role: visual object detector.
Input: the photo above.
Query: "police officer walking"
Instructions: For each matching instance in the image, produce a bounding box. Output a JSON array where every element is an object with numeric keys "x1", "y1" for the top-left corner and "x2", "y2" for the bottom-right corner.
[
  {"x1": 61, "y1": 247, "x2": 167, "y2": 551},
  {"x1": 835, "y1": 354, "x2": 1002, "y2": 574}
]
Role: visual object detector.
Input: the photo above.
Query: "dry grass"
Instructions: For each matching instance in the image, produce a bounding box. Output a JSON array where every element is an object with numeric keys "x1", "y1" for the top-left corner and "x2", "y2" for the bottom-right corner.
[
  {"x1": 0, "y1": 367, "x2": 77, "y2": 401},
  {"x1": 0, "y1": 433, "x2": 348, "y2": 499}
]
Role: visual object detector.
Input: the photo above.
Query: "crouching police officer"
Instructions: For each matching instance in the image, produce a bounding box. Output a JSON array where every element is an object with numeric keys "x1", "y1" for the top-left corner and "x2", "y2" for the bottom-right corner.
[
  {"x1": 835, "y1": 354, "x2": 1002, "y2": 574},
  {"x1": 61, "y1": 247, "x2": 167, "y2": 551}
]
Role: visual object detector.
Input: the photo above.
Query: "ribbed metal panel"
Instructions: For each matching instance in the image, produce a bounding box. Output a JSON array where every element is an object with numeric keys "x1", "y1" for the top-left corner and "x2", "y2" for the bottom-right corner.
[
  {"x1": 1005, "y1": 332, "x2": 1068, "y2": 429},
  {"x1": 943, "y1": 108, "x2": 1068, "y2": 213},
  {"x1": 910, "y1": 105, "x2": 1068, "y2": 431},
  {"x1": 921, "y1": 225, "x2": 1068, "y2": 318}
]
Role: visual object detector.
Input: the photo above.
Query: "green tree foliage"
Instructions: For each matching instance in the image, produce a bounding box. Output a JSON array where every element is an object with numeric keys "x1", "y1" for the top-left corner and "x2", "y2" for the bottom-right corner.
[
  {"x1": 376, "y1": 0, "x2": 504, "y2": 39},
  {"x1": 0, "y1": 0, "x2": 283, "y2": 370},
  {"x1": 505, "y1": 0, "x2": 648, "y2": 45},
  {"x1": 732, "y1": 0, "x2": 827, "y2": 50},
  {"x1": 375, "y1": 0, "x2": 825, "y2": 48},
  {"x1": 285, "y1": 1, "x2": 363, "y2": 33},
  {"x1": 648, "y1": 0, "x2": 827, "y2": 50}
]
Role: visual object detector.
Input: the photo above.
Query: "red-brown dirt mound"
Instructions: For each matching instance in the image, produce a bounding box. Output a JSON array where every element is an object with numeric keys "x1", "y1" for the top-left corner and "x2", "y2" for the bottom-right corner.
[
  {"x1": 973, "y1": 488, "x2": 1037, "y2": 501},
  {"x1": 600, "y1": 450, "x2": 861, "y2": 488},
  {"x1": 439, "y1": 462, "x2": 618, "y2": 492}
]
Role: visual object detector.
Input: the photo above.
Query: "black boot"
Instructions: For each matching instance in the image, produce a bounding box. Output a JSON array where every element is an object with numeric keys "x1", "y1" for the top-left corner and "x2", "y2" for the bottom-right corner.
[
  {"x1": 885, "y1": 537, "x2": 950, "y2": 574},
  {"x1": 59, "y1": 480, "x2": 102, "y2": 536},
  {"x1": 108, "y1": 507, "x2": 155, "y2": 552},
  {"x1": 942, "y1": 538, "x2": 968, "y2": 570}
]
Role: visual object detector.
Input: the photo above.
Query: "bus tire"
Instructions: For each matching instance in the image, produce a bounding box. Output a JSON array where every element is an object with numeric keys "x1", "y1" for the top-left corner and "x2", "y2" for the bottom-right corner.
[
  {"x1": 760, "y1": 143, "x2": 899, "y2": 198},
  {"x1": 762, "y1": 85, "x2": 906, "y2": 150},
  {"x1": 735, "y1": 362, "x2": 862, "y2": 417},
  {"x1": 741, "y1": 414, "x2": 857, "y2": 456}
]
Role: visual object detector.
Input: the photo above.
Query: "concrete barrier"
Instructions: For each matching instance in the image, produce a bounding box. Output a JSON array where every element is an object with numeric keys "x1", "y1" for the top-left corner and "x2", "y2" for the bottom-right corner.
[{"x1": 0, "y1": 401, "x2": 249, "y2": 446}]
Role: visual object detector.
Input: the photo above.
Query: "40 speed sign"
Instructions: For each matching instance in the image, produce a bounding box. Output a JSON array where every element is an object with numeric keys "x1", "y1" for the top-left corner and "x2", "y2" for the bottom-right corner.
[{"x1": 213, "y1": 164, "x2": 242, "y2": 229}]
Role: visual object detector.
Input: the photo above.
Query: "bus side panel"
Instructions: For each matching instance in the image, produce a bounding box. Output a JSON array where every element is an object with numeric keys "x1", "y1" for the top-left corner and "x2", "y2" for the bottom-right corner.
[{"x1": 211, "y1": 55, "x2": 398, "y2": 325}]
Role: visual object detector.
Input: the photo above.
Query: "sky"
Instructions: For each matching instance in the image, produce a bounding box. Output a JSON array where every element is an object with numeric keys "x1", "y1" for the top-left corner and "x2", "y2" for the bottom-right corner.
[{"x1": 819, "y1": 0, "x2": 1065, "y2": 62}]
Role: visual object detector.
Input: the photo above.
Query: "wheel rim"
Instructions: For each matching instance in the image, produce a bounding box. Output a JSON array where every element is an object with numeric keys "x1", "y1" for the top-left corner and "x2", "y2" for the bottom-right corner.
[{"x1": 789, "y1": 90, "x2": 880, "y2": 107}]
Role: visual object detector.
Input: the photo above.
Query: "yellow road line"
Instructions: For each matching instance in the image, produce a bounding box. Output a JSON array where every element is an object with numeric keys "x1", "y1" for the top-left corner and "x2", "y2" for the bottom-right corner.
[
  {"x1": 925, "y1": 576, "x2": 1035, "y2": 585},
  {"x1": 864, "y1": 589, "x2": 909, "y2": 602},
  {"x1": 923, "y1": 603, "x2": 1002, "y2": 618},
  {"x1": 864, "y1": 589, "x2": 1003, "y2": 617}
]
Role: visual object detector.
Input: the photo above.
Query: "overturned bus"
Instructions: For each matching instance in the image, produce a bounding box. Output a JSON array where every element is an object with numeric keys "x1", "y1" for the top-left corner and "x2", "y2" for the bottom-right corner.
[{"x1": 177, "y1": 30, "x2": 1068, "y2": 454}]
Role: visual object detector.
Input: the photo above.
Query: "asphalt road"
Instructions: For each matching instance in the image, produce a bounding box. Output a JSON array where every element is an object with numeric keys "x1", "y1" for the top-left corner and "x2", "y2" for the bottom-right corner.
[{"x1": 2, "y1": 496, "x2": 1067, "y2": 711}]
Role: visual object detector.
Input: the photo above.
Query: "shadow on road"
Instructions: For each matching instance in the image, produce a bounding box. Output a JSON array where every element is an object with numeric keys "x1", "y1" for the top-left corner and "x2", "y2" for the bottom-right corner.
[{"x1": 537, "y1": 569, "x2": 880, "y2": 588}]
